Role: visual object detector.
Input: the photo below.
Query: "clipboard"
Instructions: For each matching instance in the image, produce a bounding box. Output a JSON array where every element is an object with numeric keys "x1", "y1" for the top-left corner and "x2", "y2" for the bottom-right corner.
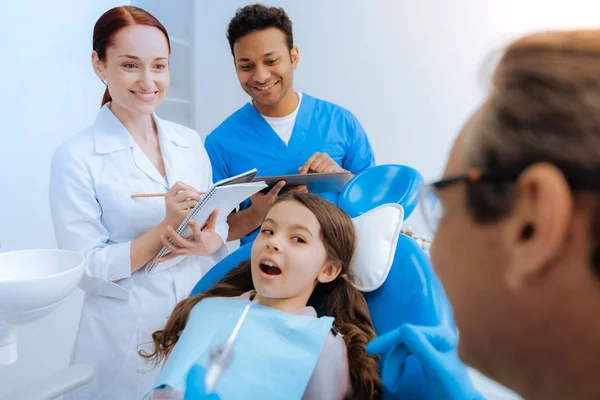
[{"x1": 252, "y1": 171, "x2": 353, "y2": 194}]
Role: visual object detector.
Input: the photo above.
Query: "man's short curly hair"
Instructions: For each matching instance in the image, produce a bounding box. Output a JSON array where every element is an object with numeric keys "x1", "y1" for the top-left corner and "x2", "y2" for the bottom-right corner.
[{"x1": 226, "y1": 4, "x2": 293, "y2": 56}]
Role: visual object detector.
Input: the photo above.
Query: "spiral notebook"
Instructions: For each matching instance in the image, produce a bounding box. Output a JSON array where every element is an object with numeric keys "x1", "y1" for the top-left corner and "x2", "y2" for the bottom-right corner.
[{"x1": 146, "y1": 169, "x2": 267, "y2": 274}]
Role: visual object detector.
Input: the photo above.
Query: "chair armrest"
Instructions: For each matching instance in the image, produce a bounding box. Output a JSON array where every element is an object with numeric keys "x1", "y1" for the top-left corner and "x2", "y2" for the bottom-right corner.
[{"x1": 0, "y1": 364, "x2": 95, "y2": 400}]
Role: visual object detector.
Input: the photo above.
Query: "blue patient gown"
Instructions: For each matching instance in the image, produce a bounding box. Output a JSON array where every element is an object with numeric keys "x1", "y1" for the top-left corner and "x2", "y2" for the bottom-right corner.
[{"x1": 205, "y1": 93, "x2": 376, "y2": 245}]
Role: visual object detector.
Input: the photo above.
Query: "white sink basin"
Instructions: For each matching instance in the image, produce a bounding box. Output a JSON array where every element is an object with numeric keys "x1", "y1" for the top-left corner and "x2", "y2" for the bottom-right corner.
[{"x1": 0, "y1": 249, "x2": 85, "y2": 324}]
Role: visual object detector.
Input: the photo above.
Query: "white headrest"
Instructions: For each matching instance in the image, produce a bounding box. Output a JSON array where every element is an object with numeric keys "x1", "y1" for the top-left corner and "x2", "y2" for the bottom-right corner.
[{"x1": 349, "y1": 203, "x2": 404, "y2": 292}]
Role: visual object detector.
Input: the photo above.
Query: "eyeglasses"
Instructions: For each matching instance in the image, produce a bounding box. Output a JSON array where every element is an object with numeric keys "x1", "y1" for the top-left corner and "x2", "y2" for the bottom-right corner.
[{"x1": 419, "y1": 165, "x2": 600, "y2": 234}]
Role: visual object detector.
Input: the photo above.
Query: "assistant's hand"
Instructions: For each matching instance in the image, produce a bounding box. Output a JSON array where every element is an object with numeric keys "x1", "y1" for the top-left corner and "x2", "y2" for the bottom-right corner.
[
  {"x1": 298, "y1": 152, "x2": 346, "y2": 174},
  {"x1": 366, "y1": 324, "x2": 484, "y2": 400},
  {"x1": 155, "y1": 210, "x2": 223, "y2": 261}
]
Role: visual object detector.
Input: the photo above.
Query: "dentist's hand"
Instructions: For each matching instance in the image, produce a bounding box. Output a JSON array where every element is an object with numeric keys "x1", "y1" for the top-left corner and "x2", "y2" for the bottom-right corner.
[
  {"x1": 162, "y1": 182, "x2": 204, "y2": 229},
  {"x1": 184, "y1": 365, "x2": 220, "y2": 400},
  {"x1": 366, "y1": 324, "x2": 484, "y2": 400}
]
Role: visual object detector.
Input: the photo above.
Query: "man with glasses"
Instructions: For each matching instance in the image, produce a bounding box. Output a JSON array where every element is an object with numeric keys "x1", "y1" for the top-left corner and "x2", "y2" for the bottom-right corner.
[{"x1": 368, "y1": 29, "x2": 600, "y2": 400}]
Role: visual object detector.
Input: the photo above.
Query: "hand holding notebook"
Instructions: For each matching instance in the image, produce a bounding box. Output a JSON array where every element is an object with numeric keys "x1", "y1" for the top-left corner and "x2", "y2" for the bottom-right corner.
[
  {"x1": 155, "y1": 210, "x2": 224, "y2": 262},
  {"x1": 159, "y1": 181, "x2": 208, "y2": 231},
  {"x1": 146, "y1": 169, "x2": 267, "y2": 274}
]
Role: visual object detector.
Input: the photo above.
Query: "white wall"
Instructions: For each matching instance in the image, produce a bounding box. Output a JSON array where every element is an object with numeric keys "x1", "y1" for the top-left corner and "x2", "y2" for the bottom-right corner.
[
  {"x1": 0, "y1": 0, "x2": 127, "y2": 396},
  {"x1": 193, "y1": 0, "x2": 600, "y2": 233}
]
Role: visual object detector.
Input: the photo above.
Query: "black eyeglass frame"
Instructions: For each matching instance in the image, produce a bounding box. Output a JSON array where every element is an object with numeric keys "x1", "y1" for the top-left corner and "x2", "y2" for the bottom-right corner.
[
  {"x1": 429, "y1": 165, "x2": 600, "y2": 193},
  {"x1": 420, "y1": 164, "x2": 600, "y2": 234}
]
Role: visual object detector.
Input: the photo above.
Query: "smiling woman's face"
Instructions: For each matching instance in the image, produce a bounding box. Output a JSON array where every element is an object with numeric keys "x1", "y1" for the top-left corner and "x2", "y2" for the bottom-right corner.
[{"x1": 92, "y1": 24, "x2": 170, "y2": 116}]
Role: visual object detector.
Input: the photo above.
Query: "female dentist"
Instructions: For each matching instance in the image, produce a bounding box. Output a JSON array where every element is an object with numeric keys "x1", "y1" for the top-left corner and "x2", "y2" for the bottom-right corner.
[{"x1": 49, "y1": 6, "x2": 228, "y2": 400}]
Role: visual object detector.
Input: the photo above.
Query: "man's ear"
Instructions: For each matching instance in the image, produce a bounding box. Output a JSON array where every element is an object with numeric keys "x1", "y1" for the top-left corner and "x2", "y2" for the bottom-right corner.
[
  {"x1": 290, "y1": 46, "x2": 299, "y2": 69},
  {"x1": 503, "y1": 163, "x2": 572, "y2": 290},
  {"x1": 317, "y1": 261, "x2": 342, "y2": 284},
  {"x1": 91, "y1": 51, "x2": 106, "y2": 81}
]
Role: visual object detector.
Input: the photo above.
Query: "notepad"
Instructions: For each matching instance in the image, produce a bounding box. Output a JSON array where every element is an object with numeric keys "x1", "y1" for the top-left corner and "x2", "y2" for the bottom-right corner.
[{"x1": 146, "y1": 169, "x2": 267, "y2": 274}]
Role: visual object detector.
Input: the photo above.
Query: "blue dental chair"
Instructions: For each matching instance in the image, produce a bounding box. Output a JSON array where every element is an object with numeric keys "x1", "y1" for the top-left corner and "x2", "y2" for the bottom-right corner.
[
  {"x1": 338, "y1": 164, "x2": 424, "y2": 219},
  {"x1": 190, "y1": 165, "x2": 454, "y2": 399}
]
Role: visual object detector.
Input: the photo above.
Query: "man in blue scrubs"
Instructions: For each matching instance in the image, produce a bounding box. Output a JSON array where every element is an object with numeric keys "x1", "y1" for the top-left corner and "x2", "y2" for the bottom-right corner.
[{"x1": 205, "y1": 4, "x2": 376, "y2": 245}]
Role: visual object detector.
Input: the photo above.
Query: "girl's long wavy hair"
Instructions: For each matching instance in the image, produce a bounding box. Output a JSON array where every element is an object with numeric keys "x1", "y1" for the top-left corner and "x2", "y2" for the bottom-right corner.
[{"x1": 141, "y1": 192, "x2": 382, "y2": 398}]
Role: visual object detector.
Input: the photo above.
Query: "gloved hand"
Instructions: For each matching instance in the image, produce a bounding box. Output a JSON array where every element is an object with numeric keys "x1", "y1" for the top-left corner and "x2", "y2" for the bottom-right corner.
[
  {"x1": 184, "y1": 365, "x2": 221, "y2": 400},
  {"x1": 367, "y1": 324, "x2": 485, "y2": 400}
]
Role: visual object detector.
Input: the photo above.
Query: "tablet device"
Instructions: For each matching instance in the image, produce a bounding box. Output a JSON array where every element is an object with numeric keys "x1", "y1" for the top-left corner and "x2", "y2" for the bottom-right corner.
[{"x1": 252, "y1": 171, "x2": 353, "y2": 194}]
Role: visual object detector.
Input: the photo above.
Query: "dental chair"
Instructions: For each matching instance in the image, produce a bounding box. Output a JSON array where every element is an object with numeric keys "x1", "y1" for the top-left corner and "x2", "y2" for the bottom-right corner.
[
  {"x1": 190, "y1": 164, "x2": 453, "y2": 399},
  {"x1": 338, "y1": 164, "x2": 423, "y2": 218}
]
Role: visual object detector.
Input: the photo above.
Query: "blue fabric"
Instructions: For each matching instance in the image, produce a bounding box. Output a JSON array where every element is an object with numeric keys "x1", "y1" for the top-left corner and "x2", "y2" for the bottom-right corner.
[
  {"x1": 153, "y1": 297, "x2": 333, "y2": 400},
  {"x1": 367, "y1": 324, "x2": 485, "y2": 400},
  {"x1": 205, "y1": 93, "x2": 376, "y2": 245}
]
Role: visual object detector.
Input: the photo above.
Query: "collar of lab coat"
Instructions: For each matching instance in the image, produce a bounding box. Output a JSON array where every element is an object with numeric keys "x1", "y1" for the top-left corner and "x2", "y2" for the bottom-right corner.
[{"x1": 93, "y1": 103, "x2": 190, "y2": 154}]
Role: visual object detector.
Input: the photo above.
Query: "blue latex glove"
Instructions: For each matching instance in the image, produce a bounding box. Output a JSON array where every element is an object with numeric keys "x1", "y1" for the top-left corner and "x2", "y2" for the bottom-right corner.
[
  {"x1": 367, "y1": 324, "x2": 485, "y2": 400},
  {"x1": 184, "y1": 365, "x2": 221, "y2": 400}
]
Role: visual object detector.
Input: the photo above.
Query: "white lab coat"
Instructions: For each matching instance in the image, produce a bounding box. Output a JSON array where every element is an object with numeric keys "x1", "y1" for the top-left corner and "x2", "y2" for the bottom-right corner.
[{"x1": 49, "y1": 104, "x2": 229, "y2": 400}]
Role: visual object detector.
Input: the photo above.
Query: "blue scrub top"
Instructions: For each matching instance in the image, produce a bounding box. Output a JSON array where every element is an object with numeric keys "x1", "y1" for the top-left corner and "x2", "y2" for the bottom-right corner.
[{"x1": 205, "y1": 93, "x2": 375, "y2": 245}]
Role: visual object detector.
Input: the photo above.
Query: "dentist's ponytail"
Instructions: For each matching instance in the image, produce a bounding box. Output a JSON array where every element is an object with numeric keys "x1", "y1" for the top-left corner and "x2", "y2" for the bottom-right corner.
[{"x1": 101, "y1": 88, "x2": 112, "y2": 108}]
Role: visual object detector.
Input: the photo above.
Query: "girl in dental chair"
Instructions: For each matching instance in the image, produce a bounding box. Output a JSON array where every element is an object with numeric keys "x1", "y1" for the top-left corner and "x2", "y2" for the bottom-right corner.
[{"x1": 142, "y1": 193, "x2": 382, "y2": 399}]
